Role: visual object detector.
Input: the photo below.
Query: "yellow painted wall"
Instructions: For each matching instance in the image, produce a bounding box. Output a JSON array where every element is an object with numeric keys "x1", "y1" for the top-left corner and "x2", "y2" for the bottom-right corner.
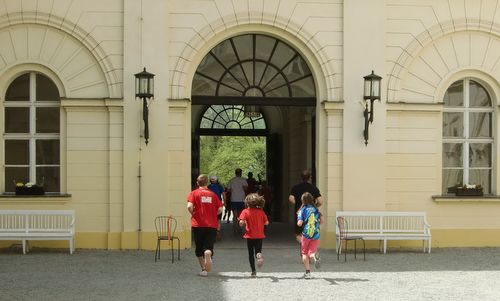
[{"x1": 1, "y1": 0, "x2": 500, "y2": 252}]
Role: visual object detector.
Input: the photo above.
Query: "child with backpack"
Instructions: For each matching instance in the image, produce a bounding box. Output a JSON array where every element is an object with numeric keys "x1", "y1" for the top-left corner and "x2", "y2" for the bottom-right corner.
[{"x1": 297, "y1": 192, "x2": 323, "y2": 279}]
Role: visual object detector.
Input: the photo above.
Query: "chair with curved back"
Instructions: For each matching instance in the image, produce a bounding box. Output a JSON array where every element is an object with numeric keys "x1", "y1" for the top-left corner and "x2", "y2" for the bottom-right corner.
[
  {"x1": 154, "y1": 215, "x2": 180, "y2": 263},
  {"x1": 337, "y1": 216, "x2": 366, "y2": 261}
]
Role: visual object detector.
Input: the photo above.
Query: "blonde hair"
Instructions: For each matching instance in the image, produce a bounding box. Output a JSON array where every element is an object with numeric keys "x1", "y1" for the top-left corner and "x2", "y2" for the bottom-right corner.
[
  {"x1": 245, "y1": 193, "x2": 265, "y2": 208},
  {"x1": 301, "y1": 192, "x2": 315, "y2": 206},
  {"x1": 197, "y1": 174, "x2": 209, "y2": 187}
]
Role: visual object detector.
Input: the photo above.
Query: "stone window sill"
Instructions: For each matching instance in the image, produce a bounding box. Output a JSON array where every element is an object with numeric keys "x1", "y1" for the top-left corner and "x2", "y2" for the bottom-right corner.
[
  {"x1": 0, "y1": 193, "x2": 71, "y2": 204},
  {"x1": 432, "y1": 195, "x2": 500, "y2": 203}
]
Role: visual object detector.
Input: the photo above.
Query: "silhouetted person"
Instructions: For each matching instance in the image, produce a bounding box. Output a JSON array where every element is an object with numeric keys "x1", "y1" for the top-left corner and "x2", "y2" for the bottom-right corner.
[{"x1": 227, "y1": 168, "x2": 248, "y2": 233}]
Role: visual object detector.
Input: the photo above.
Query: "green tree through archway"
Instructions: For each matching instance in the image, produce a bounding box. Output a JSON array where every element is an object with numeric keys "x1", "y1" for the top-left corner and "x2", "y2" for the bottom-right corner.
[{"x1": 200, "y1": 136, "x2": 266, "y2": 186}]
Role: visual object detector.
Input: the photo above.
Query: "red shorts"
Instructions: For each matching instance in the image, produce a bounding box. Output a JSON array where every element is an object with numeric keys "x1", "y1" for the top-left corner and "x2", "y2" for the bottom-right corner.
[{"x1": 301, "y1": 236, "x2": 319, "y2": 257}]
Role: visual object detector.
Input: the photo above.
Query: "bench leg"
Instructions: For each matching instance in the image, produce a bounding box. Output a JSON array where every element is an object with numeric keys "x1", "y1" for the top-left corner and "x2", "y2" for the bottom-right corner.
[
  {"x1": 354, "y1": 240, "x2": 357, "y2": 259},
  {"x1": 70, "y1": 238, "x2": 74, "y2": 254},
  {"x1": 22, "y1": 240, "x2": 26, "y2": 255},
  {"x1": 344, "y1": 240, "x2": 347, "y2": 262},
  {"x1": 337, "y1": 240, "x2": 342, "y2": 260},
  {"x1": 383, "y1": 239, "x2": 387, "y2": 254}
]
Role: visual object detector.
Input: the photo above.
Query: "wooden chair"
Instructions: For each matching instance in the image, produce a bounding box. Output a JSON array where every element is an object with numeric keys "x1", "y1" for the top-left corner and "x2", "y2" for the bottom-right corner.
[
  {"x1": 337, "y1": 216, "x2": 366, "y2": 261},
  {"x1": 154, "y1": 216, "x2": 180, "y2": 263}
]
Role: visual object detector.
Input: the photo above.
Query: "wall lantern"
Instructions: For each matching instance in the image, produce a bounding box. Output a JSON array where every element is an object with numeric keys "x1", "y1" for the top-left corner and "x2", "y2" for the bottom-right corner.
[
  {"x1": 363, "y1": 70, "x2": 382, "y2": 146},
  {"x1": 134, "y1": 67, "x2": 155, "y2": 145}
]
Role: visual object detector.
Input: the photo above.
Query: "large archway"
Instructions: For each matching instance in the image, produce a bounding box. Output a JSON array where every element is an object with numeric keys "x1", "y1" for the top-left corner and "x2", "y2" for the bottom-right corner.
[{"x1": 191, "y1": 33, "x2": 317, "y2": 228}]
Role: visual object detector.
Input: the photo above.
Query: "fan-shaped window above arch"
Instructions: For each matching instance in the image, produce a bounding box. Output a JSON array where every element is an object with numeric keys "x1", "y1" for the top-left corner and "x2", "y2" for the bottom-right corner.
[
  {"x1": 200, "y1": 105, "x2": 266, "y2": 130},
  {"x1": 192, "y1": 34, "x2": 316, "y2": 105}
]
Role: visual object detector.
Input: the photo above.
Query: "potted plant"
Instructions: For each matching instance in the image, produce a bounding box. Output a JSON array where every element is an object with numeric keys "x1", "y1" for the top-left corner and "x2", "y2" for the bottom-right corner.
[
  {"x1": 454, "y1": 184, "x2": 483, "y2": 196},
  {"x1": 14, "y1": 182, "x2": 45, "y2": 195}
]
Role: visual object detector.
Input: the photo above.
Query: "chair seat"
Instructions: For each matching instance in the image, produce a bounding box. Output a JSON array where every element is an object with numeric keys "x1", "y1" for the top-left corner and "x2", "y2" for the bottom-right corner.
[{"x1": 158, "y1": 236, "x2": 179, "y2": 240}]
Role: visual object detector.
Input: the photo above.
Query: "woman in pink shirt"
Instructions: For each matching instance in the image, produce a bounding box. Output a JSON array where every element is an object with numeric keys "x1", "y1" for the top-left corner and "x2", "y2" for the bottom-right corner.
[{"x1": 238, "y1": 193, "x2": 269, "y2": 277}]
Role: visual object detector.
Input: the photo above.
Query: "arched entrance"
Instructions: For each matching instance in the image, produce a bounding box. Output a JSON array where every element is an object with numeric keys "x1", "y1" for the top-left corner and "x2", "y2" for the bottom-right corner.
[{"x1": 191, "y1": 33, "x2": 317, "y2": 227}]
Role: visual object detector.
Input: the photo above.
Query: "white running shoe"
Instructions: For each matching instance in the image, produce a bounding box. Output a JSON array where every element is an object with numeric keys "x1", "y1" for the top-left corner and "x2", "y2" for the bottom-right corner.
[
  {"x1": 304, "y1": 272, "x2": 312, "y2": 279},
  {"x1": 198, "y1": 270, "x2": 208, "y2": 277}
]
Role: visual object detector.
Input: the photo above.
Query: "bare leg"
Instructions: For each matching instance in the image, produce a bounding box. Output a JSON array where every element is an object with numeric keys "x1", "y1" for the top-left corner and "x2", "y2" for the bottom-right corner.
[
  {"x1": 302, "y1": 254, "x2": 311, "y2": 271},
  {"x1": 204, "y1": 249, "x2": 212, "y2": 272},
  {"x1": 197, "y1": 249, "x2": 213, "y2": 272},
  {"x1": 232, "y1": 209, "x2": 241, "y2": 233}
]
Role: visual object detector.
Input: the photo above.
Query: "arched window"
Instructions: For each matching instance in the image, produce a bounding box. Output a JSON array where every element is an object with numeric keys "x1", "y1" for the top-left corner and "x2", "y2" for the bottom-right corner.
[
  {"x1": 200, "y1": 105, "x2": 266, "y2": 130},
  {"x1": 442, "y1": 79, "x2": 494, "y2": 194},
  {"x1": 192, "y1": 33, "x2": 315, "y2": 103},
  {"x1": 4, "y1": 72, "x2": 60, "y2": 193}
]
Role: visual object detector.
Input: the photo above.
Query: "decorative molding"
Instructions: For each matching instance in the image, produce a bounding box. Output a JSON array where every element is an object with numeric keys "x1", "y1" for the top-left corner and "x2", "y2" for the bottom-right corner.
[
  {"x1": 0, "y1": 12, "x2": 120, "y2": 98},
  {"x1": 322, "y1": 100, "x2": 344, "y2": 113},
  {"x1": 168, "y1": 98, "x2": 190, "y2": 109},
  {"x1": 169, "y1": 7, "x2": 340, "y2": 101},
  {"x1": 61, "y1": 98, "x2": 123, "y2": 108},
  {"x1": 388, "y1": 18, "x2": 500, "y2": 103},
  {"x1": 386, "y1": 101, "x2": 443, "y2": 112}
]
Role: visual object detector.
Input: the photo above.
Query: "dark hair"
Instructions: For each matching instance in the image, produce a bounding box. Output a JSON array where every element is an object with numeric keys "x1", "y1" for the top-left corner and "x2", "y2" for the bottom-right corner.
[
  {"x1": 248, "y1": 172, "x2": 253, "y2": 178},
  {"x1": 245, "y1": 193, "x2": 265, "y2": 209},
  {"x1": 301, "y1": 169, "x2": 311, "y2": 181},
  {"x1": 301, "y1": 192, "x2": 315, "y2": 205},
  {"x1": 235, "y1": 168, "x2": 242, "y2": 176},
  {"x1": 197, "y1": 174, "x2": 209, "y2": 187}
]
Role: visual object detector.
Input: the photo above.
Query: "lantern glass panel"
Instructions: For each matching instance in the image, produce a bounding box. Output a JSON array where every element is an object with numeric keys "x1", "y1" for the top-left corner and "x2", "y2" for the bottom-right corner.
[
  {"x1": 140, "y1": 78, "x2": 149, "y2": 94},
  {"x1": 148, "y1": 79, "x2": 154, "y2": 96},
  {"x1": 371, "y1": 79, "x2": 380, "y2": 98},
  {"x1": 364, "y1": 80, "x2": 371, "y2": 98}
]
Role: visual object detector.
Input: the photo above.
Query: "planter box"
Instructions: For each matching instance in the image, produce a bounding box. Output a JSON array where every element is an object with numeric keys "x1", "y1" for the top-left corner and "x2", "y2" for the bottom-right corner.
[
  {"x1": 455, "y1": 187, "x2": 483, "y2": 196},
  {"x1": 15, "y1": 186, "x2": 45, "y2": 195}
]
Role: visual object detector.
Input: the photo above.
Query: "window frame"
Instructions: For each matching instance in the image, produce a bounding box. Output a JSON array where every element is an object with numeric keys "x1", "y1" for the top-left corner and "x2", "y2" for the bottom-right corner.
[
  {"x1": 442, "y1": 78, "x2": 495, "y2": 194},
  {"x1": 3, "y1": 72, "x2": 60, "y2": 193}
]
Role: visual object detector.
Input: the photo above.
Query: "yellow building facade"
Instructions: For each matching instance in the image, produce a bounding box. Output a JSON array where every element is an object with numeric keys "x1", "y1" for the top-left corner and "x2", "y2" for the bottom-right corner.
[{"x1": 1, "y1": 0, "x2": 500, "y2": 250}]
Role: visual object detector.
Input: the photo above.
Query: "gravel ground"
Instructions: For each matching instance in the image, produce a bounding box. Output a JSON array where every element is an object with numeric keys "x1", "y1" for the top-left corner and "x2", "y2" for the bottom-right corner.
[{"x1": 1, "y1": 245, "x2": 500, "y2": 301}]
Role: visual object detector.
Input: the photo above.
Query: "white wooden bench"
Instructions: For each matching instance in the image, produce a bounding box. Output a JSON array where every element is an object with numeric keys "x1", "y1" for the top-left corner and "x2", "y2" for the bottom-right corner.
[
  {"x1": 0, "y1": 210, "x2": 75, "y2": 254},
  {"x1": 336, "y1": 211, "x2": 431, "y2": 253}
]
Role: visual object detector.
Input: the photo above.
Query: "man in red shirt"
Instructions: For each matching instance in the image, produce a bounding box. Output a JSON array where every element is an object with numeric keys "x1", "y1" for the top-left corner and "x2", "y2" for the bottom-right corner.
[{"x1": 187, "y1": 174, "x2": 223, "y2": 277}]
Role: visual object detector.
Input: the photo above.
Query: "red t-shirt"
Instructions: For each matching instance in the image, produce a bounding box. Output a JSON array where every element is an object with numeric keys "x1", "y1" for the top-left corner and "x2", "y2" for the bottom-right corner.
[
  {"x1": 239, "y1": 208, "x2": 268, "y2": 239},
  {"x1": 187, "y1": 187, "x2": 222, "y2": 229}
]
